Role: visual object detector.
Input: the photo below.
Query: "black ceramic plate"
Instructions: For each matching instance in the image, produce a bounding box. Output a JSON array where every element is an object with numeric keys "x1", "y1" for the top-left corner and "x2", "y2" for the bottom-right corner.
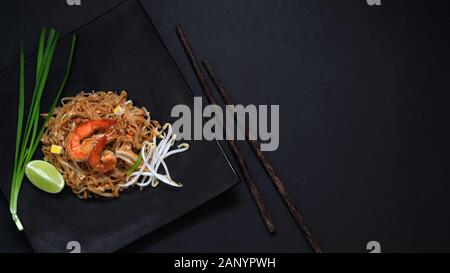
[{"x1": 0, "y1": 0, "x2": 238, "y2": 253}]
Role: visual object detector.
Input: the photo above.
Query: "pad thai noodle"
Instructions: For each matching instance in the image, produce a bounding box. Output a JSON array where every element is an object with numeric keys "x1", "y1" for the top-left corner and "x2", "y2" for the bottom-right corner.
[{"x1": 41, "y1": 90, "x2": 188, "y2": 198}]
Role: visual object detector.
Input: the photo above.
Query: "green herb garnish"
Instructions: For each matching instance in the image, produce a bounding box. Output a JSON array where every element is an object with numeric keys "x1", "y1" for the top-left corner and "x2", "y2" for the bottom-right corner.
[
  {"x1": 10, "y1": 28, "x2": 77, "y2": 231},
  {"x1": 127, "y1": 155, "x2": 143, "y2": 177}
]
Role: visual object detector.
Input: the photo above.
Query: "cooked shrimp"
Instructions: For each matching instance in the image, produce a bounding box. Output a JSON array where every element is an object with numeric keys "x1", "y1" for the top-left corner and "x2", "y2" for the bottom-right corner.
[
  {"x1": 88, "y1": 135, "x2": 117, "y2": 173},
  {"x1": 67, "y1": 119, "x2": 117, "y2": 161}
]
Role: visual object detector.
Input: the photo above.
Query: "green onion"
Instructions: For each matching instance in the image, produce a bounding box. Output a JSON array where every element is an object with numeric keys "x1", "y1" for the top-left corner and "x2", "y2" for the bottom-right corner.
[
  {"x1": 127, "y1": 155, "x2": 143, "y2": 177},
  {"x1": 10, "y1": 28, "x2": 77, "y2": 231},
  {"x1": 11, "y1": 48, "x2": 25, "y2": 225}
]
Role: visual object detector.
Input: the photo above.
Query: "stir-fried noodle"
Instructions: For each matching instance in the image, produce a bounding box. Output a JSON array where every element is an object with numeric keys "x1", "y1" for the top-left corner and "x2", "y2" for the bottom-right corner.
[{"x1": 41, "y1": 91, "x2": 172, "y2": 198}]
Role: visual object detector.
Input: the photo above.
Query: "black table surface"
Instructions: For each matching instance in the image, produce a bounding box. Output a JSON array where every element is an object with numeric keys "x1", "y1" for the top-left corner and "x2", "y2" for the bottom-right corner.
[{"x1": 1, "y1": 0, "x2": 449, "y2": 253}]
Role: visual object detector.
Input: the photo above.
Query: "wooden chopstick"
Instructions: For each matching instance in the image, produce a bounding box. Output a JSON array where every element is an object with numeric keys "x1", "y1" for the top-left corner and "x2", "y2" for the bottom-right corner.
[
  {"x1": 202, "y1": 60, "x2": 323, "y2": 253},
  {"x1": 175, "y1": 25, "x2": 276, "y2": 235}
]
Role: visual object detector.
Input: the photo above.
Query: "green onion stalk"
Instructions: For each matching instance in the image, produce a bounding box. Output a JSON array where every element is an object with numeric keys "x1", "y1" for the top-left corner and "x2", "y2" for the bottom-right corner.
[{"x1": 10, "y1": 28, "x2": 77, "y2": 230}]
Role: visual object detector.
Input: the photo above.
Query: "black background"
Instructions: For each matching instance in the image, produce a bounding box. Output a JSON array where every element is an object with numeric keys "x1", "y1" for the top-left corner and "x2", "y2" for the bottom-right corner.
[{"x1": 1, "y1": 0, "x2": 449, "y2": 252}]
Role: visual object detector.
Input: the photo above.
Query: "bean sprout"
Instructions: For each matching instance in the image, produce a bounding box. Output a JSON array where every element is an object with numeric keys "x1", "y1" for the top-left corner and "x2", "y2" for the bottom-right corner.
[{"x1": 120, "y1": 123, "x2": 189, "y2": 189}]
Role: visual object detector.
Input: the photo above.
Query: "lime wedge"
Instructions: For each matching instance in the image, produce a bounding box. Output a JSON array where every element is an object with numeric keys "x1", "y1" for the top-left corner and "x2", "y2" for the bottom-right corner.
[{"x1": 25, "y1": 160, "x2": 65, "y2": 194}]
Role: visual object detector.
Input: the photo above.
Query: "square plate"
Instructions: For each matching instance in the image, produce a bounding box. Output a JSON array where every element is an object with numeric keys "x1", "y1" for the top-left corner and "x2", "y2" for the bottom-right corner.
[{"x1": 0, "y1": 0, "x2": 238, "y2": 253}]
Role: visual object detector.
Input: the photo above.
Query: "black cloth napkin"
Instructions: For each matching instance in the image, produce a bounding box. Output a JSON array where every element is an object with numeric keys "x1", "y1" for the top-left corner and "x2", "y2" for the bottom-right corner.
[{"x1": 0, "y1": 0, "x2": 238, "y2": 253}]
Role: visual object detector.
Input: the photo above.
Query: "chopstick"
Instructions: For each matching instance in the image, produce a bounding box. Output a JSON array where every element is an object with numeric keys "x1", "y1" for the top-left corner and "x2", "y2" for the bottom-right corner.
[
  {"x1": 176, "y1": 25, "x2": 276, "y2": 235},
  {"x1": 202, "y1": 60, "x2": 323, "y2": 253}
]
